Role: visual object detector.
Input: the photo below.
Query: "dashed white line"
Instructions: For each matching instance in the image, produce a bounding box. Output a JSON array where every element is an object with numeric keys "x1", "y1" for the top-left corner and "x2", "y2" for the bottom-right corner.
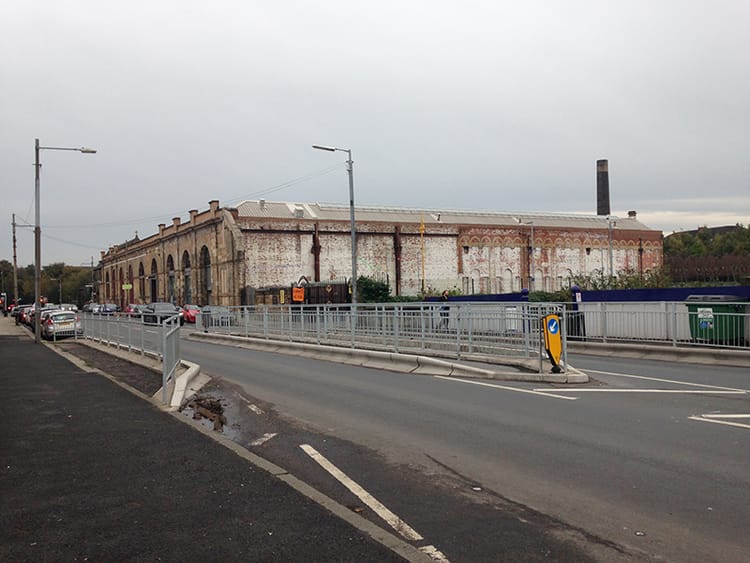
[
  {"x1": 583, "y1": 369, "x2": 749, "y2": 393},
  {"x1": 249, "y1": 433, "x2": 277, "y2": 446},
  {"x1": 420, "y1": 544, "x2": 451, "y2": 562},
  {"x1": 688, "y1": 416, "x2": 750, "y2": 430},
  {"x1": 300, "y1": 444, "x2": 424, "y2": 541},
  {"x1": 532, "y1": 388, "x2": 746, "y2": 395},
  {"x1": 435, "y1": 376, "x2": 577, "y2": 400},
  {"x1": 247, "y1": 404, "x2": 264, "y2": 415}
]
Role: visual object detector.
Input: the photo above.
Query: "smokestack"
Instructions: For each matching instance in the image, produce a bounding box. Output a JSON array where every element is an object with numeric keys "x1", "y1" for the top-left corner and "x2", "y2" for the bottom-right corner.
[{"x1": 596, "y1": 159, "x2": 611, "y2": 216}]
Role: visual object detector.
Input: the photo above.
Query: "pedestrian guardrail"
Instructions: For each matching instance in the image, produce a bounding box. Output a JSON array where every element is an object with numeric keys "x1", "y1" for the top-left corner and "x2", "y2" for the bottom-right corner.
[
  {"x1": 569, "y1": 300, "x2": 749, "y2": 349},
  {"x1": 79, "y1": 313, "x2": 182, "y2": 402},
  {"x1": 196, "y1": 302, "x2": 569, "y2": 372}
]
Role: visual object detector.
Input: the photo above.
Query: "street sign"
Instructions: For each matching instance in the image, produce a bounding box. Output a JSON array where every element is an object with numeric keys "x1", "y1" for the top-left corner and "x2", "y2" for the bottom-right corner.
[{"x1": 542, "y1": 313, "x2": 562, "y2": 372}]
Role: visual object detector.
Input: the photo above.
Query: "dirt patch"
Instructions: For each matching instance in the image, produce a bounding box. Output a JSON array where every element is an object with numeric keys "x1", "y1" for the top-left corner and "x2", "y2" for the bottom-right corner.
[
  {"x1": 57, "y1": 341, "x2": 163, "y2": 396},
  {"x1": 183, "y1": 396, "x2": 227, "y2": 431}
]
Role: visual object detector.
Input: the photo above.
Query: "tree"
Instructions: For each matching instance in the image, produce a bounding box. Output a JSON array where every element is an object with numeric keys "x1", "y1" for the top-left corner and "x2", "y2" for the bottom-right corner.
[{"x1": 357, "y1": 276, "x2": 391, "y2": 303}]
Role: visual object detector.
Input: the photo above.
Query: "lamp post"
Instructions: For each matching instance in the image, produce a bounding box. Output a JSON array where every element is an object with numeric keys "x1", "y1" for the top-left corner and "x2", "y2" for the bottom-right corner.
[
  {"x1": 34, "y1": 139, "x2": 96, "y2": 343},
  {"x1": 82, "y1": 257, "x2": 95, "y2": 302},
  {"x1": 312, "y1": 144, "x2": 357, "y2": 306}
]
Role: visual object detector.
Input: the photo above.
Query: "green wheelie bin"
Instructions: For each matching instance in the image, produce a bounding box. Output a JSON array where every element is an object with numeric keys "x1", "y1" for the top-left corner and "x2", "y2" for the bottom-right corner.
[{"x1": 685, "y1": 295, "x2": 747, "y2": 345}]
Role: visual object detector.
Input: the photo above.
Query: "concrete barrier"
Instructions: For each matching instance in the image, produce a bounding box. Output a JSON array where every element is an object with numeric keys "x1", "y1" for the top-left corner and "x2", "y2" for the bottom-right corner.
[{"x1": 189, "y1": 332, "x2": 586, "y2": 383}]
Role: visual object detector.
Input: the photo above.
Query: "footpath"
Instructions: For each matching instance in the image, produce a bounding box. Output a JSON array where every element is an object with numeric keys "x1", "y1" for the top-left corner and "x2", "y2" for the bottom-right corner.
[{"x1": 0, "y1": 318, "x2": 426, "y2": 562}]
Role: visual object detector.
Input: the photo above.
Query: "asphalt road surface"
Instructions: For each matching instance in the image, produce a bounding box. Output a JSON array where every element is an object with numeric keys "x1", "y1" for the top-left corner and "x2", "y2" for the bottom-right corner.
[{"x1": 183, "y1": 338, "x2": 750, "y2": 562}]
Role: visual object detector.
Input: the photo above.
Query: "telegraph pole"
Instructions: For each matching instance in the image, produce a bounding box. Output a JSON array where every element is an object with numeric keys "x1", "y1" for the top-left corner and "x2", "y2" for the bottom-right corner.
[{"x1": 12, "y1": 214, "x2": 19, "y2": 307}]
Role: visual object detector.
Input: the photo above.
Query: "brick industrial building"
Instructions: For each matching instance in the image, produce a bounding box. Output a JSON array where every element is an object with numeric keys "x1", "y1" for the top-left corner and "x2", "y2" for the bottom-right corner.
[{"x1": 97, "y1": 198, "x2": 663, "y2": 308}]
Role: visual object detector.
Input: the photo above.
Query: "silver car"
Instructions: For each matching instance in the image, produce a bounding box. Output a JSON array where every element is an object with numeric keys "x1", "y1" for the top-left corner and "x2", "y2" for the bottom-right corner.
[{"x1": 42, "y1": 310, "x2": 83, "y2": 340}]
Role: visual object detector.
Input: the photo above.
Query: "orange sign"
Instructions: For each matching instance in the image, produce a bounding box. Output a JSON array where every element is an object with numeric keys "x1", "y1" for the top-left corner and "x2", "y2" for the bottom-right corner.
[{"x1": 292, "y1": 287, "x2": 305, "y2": 302}]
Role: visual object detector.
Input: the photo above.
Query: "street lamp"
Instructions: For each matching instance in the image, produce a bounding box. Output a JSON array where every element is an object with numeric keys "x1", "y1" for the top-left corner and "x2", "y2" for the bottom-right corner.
[
  {"x1": 82, "y1": 257, "x2": 95, "y2": 302},
  {"x1": 312, "y1": 144, "x2": 357, "y2": 306},
  {"x1": 34, "y1": 139, "x2": 96, "y2": 343}
]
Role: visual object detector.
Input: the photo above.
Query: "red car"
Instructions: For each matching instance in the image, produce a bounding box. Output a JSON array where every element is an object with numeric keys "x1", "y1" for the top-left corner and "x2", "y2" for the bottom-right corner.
[{"x1": 181, "y1": 304, "x2": 201, "y2": 323}]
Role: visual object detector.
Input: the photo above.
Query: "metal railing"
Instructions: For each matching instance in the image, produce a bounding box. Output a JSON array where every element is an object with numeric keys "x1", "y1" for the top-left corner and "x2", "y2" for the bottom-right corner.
[
  {"x1": 196, "y1": 302, "x2": 568, "y2": 369},
  {"x1": 570, "y1": 300, "x2": 750, "y2": 349},
  {"x1": 79, "y1": 313, "x2": 182, "y2": 402},
  {"x1": 196, "y1": 299, "x2": 749, "y2": 361}
]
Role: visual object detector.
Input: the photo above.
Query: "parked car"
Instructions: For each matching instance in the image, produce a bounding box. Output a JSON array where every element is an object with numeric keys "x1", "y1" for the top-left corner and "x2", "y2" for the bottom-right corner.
[
  {"x1": 81, "y1": 303, "x2": 102, "y2": 314},
  {"x1": 124, "y1": 303, "x2": 147, "y2": 317},
  {"x1": 19, "y1": 305, "x2": 35, "y2": 326},
  {"x1": 200, "y1": 305, "x2": 233, "y2": 328},
  {"x1": 142, "y1": 302, "x2": 184, "y2": 326},
  {"x1": 42, "y1": 310, "x2": 83, "y2": 340},
  {"x1": 181, "y1": 304, "x2": 201, "y2": 323},
  {"x1": 30, "y1": 305, "x2": 61, "y2": 328},
  {"x1": 99, "y1": 303, "x2": 119, "y2": 315}
]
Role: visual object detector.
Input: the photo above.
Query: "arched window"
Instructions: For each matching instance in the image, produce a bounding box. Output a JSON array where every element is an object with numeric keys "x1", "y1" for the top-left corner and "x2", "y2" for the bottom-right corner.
[
  {"x1": 118, "y1": 267, "x2": 125, "y2": 307},
  {"x1": 127, "y1": 264, "x2": 134, "y2": 306},
  {"x1": 198, "y1": 246, "x2": 211, "y2": 305},
  {"x1": 150, "y1": 258, "x2": 159, "y2": 303},
  {"x1": 503, "y1": 268, "x2": 514, "y2": 293},
  {"x1": 167, "y1": 255, "x2": 175, "y2": 304},
  {"x1": 182, "y1": 251, "x2": 192, "y2": 304},
  {"x1": 138, "y1": 263, "x2": 145, "y2": 302}
]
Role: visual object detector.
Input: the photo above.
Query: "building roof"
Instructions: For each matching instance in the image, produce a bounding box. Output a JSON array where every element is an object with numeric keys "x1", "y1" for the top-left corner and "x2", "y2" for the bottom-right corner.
[{"x1": 235, "y1": 200, "x2": 658, "y2": 232}]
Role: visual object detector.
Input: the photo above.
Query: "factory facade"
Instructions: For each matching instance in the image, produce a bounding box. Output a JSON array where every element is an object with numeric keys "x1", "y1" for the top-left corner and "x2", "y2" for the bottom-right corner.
[{"x1": 97, "y1": 199, "x2": 663, "y2": 308}]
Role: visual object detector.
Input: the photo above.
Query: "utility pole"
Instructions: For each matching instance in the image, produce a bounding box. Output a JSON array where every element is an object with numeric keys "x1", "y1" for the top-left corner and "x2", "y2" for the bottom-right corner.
[
  {"x1": 90, "y1": 256, "x2": 95, "y2": 302},
  {"x1": 12, "y1": 214, "x2": 19, "y2": 307}
]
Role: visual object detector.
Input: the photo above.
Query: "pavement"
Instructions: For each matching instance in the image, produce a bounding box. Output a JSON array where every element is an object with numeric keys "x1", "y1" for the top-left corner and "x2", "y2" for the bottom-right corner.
[{"x1": 0, "y1": 317, "x2": 429, "y2": 562}]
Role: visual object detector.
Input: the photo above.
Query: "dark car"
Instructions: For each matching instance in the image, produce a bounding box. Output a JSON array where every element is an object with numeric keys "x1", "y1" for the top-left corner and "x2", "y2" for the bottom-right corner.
[
  {"x1": 100, "y1": 303, "x2": 120, "y2": 315},
  {"x1": 142, "y1": 302, "x2": 184, "y2": 326}
]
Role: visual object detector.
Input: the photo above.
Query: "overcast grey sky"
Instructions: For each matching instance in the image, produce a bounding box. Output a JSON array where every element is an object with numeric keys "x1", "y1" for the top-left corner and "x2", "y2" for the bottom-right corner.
[{"x1": 2, "y1": 0, "x2": 748, "y2": 268}]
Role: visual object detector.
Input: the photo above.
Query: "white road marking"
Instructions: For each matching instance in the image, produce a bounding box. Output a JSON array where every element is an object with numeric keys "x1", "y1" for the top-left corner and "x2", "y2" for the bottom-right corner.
[
  {"x1": 300, "y1": 444, "x2": 424, "y2": 541},
  {"x1": 532, "y1": 388, "x2": 746, "y2": 395},
  {"x1": 247, "y1": 404, "x2": 264, "y2": 415},
  {"x1": 435, "y1": 376, "x2": 577, "y2": 400},
  {"x1": 701, "y1": 414, "x2": 750, "y2": 419},
  {"x1": 249, "y1": 433, "x2": 277, "y2": 446},
  {"x1": 420, "y1": 544, "x2": 451, "y2": 562},
  {"x1": 688, "y1": 416, "x2": 750, "y2": 430},
  {"x1": 583, "y1": 369, "x2": 749, "y2": 393}
]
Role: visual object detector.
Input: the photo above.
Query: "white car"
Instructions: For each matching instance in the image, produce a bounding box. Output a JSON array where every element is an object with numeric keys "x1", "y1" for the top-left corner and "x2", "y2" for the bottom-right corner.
[{"x1": 42, "y1": 310, "x2": 83, "y2": 340}]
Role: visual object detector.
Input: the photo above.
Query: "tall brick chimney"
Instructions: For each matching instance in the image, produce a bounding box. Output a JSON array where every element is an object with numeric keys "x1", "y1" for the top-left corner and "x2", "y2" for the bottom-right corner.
[{"x1": 596, "y1": 159, "x2": 611, "y2": 216}]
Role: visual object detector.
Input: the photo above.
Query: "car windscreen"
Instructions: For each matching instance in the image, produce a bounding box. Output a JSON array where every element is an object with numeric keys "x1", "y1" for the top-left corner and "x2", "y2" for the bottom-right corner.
[{"x1": 52, "y1": 313, "x2": 76, "y2": 321}]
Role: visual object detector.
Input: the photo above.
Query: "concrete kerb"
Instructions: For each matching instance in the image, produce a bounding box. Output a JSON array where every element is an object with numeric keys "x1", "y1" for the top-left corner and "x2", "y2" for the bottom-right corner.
[
  {"x1": 188, "y1": 331, "x2": 587, "y2": 384},
  {"x1": 58, "y1": 336, "x2": 204, "y2": 410},
  {"x1": 567, "y1": 340, "x2": 749, "y2": 368}
]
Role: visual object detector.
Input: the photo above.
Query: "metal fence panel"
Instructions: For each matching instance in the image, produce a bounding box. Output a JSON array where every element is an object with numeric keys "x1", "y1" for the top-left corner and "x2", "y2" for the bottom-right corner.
[{"x1": 80, "y1": 313, "x2": 182, "y2": 403}]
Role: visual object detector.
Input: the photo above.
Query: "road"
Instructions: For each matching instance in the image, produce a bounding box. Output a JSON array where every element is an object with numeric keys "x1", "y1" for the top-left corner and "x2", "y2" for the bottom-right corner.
[{"x1": 182, "y1": 337, "x2": 750, "y2": 561}]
